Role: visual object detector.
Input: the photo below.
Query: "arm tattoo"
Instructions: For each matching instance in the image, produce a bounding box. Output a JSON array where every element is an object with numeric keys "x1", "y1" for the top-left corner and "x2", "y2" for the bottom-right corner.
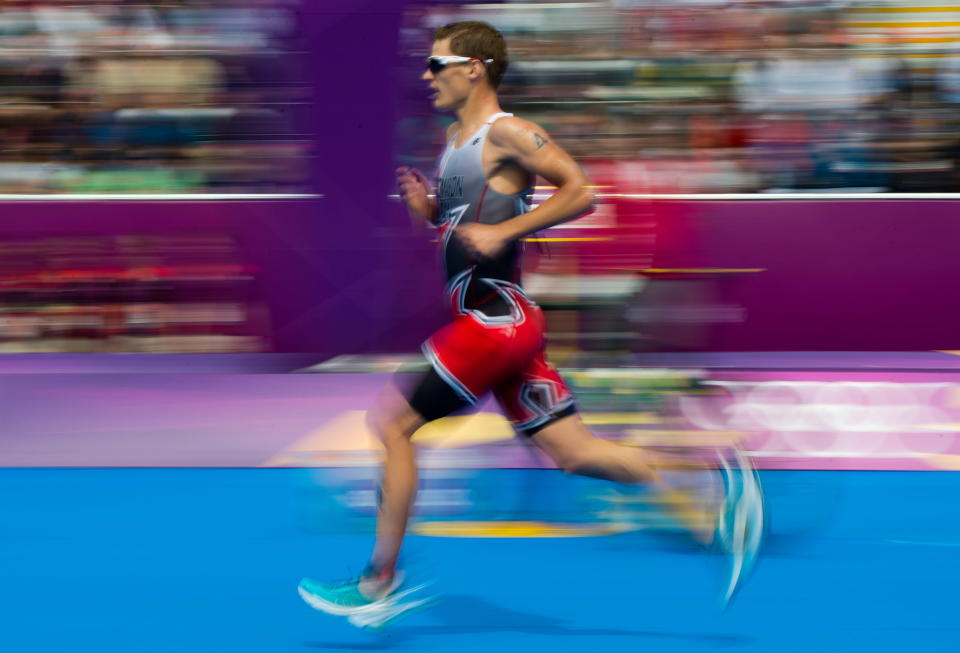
[{"x1": 516, "y1": 128, "x2": 549, "y2": 153}]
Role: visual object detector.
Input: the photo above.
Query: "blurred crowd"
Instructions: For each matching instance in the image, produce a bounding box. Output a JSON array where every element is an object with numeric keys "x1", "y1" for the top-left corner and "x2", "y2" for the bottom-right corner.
[
  {"x1": 0, "y1": 0, "x2": 309, "y2": 194},
  {"x1": 401, "y1": 0, "x2": 960, "y2": 193},
  {"x1": 0, "y1": 231, "x2": 269, "y2": 352}
]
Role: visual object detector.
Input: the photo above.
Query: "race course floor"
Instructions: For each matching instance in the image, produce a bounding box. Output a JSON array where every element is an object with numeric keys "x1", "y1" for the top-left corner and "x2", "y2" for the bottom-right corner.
[{"x1": 1, "y1": 468, "x2": 957, "y2": 652}]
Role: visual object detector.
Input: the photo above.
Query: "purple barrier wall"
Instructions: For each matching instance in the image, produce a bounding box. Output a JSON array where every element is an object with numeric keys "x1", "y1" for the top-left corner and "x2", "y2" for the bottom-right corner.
[
  {"x1": 2, "y1": 197, "x2": 958, "y2": 354},
  {"x1": 0, "y1": 198, "x2": 441, "y2": 354}
]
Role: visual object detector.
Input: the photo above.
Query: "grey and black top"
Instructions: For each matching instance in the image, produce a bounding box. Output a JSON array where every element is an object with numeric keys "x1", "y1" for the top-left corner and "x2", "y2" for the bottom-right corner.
[{"x1": 434, "y1": 112, "x2": 534, "y2": 319}]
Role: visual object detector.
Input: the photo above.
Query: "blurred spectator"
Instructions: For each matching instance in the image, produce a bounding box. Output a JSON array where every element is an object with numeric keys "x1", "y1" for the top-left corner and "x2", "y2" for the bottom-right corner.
[
  {"x1": 936, "y1": 51, "x2": 960, "y2": 104},
  {"x1": 0, "y1": 0, "x2": 310, "y2": 195}
]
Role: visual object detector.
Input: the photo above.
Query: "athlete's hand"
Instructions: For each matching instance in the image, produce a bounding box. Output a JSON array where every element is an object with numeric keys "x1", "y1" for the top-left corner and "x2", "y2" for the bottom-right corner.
[
  {"x1": 454, "y1": 222, "x2": 510, "y2": 260},
  {"x1": 396, "y1": 166, "x2": 435, "y2": 220}
]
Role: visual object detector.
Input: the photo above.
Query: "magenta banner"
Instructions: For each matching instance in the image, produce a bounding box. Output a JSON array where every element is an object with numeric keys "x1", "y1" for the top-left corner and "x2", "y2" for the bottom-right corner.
[{"x1": 519, "y1": 197, "x2": 960, "y2": 353}]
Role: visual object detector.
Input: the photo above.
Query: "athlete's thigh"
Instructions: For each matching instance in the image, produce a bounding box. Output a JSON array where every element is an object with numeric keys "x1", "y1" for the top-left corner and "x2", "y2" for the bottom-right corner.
[
  {"x1": 422, "y1": 313, "x2": 539, "y2": 408},
  {"x1": 401, "y1": 364, "x2": 472, "y2": 424}
]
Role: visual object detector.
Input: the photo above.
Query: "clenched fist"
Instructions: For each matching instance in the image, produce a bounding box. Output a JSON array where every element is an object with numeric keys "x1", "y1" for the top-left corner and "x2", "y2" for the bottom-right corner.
[
  {"x1": 454, "y1": 222, "x2": 511, "y2": 260},
  {"x1": 396, "y1": 166, "x2": 435, "y2": 220}
]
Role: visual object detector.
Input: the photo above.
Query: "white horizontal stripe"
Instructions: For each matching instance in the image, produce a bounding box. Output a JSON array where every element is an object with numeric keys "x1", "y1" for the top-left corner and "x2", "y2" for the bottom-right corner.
[
  {"x1": 848, "y1": 25, "x2": 960, "y2": 33},
  {"x1": 397, "y1": 192, "x2": 960, "y2": 202},
  {"x1": 514, "y1": 60, "x2": 637, "y2": 71},
  {"x1": 594, "y1": 193, "x2": 960, "y2": 201},
  {"x1": 745, "y1": 451, "x2": 927, "y2": 459},
  {"x1": 465, "y1": 2, "x2": 604, "y2": 9},
  {"x1": 0, "y1": 194, "x2": 321, "y2": 201}
]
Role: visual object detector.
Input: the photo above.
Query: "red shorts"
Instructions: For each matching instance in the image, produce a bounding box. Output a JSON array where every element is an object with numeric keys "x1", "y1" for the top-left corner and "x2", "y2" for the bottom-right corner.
[{"x1": 422, "y1": 281, "x2": 575, "y2": 433}]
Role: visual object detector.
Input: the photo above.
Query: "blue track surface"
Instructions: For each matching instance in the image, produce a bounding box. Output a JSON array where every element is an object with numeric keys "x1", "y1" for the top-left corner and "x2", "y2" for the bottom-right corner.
[{"x1": 2, "y1": 469, "x2": 957, "y2": 652}]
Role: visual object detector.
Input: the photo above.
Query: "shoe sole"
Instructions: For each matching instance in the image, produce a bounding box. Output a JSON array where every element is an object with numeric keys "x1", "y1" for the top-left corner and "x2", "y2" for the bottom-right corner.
[{"x1": 347, "y1": 595, "x2": 439, "y2": 632}]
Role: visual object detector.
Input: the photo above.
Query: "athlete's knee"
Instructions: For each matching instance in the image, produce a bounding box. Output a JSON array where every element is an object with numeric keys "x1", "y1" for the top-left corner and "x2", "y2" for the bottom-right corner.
[
  {"x1": 366, "y1": 405, "x2": 421, "y2": 447},
  {"x1": 366, "y1": 410, "x2": 400, "y2": 444}
]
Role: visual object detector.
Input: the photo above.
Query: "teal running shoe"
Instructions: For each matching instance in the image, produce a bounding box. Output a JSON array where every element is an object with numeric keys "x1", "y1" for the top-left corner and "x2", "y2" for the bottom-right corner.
[
  {"x1": 299, "y1": 572, "x2": 436, "y2": 631},
  {"x1": 715, "y1": 445, "x2": 765, "y2": 607},
  {"x1": 297, "y1": 573, "x2": 403, "y2": 616}
]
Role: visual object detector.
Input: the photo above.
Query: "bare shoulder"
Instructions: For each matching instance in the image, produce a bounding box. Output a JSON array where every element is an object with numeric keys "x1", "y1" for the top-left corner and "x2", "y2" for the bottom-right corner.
[{"x1": 488, "y1": 116, "x2": 551, "y2": 155}]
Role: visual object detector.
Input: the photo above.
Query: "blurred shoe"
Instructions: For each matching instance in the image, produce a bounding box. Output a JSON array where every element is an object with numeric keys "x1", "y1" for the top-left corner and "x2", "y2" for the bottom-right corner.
[
  {"x1": 715, "y1": 446, "x2": 765, "y2": 607},
  {"x1": 297, "y1": 572, "x2": 404, "y2": 616},
  {"x1": 298, "y1": 572, "x2": 435, "y2": 631}
]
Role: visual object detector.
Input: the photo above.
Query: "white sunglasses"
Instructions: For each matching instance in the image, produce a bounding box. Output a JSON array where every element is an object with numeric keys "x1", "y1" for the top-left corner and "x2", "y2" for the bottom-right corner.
[{"x1": 426, "y1": 55, "x2": 494, "y2": 74}]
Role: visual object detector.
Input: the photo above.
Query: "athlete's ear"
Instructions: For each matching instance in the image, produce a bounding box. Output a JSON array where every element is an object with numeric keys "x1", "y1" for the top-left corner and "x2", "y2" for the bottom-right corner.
[{"x1": 469, "y1": 60, "x2": 484, "y2": 82}]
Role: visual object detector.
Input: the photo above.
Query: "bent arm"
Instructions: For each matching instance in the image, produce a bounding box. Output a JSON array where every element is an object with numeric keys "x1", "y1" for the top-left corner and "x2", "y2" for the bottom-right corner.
[{"x1": 489, "y1": 118, "x2": 596, "y2": 242}]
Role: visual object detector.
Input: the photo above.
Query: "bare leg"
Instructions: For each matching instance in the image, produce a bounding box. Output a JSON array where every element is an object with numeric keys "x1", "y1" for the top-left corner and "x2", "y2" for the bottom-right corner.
[
  {"x1": 532, "y1": 413, "x2": 663, "y2": 483},
  {"x1": 359, "y1": 384, "x2": 425, "y2": 597},
  {"x1": 532, "y1": 413, "x2": 714, "y2": 541}
]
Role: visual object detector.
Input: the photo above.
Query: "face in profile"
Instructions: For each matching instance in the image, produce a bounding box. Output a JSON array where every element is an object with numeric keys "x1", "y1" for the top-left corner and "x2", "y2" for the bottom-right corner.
[{"x1": 423, "y1": 38, "x2": 479, "y2": 112}]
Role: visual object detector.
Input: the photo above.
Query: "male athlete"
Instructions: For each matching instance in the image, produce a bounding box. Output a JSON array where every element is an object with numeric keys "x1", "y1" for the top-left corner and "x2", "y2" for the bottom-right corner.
[{"x1": 298, "y1": 21, "x2": 762, "y2": 630}]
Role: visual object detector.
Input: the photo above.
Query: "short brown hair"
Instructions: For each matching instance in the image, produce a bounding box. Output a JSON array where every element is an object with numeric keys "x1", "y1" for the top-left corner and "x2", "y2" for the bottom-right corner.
[{"x1": 433, "y1": 21, "x2": 508, "y2": 89}]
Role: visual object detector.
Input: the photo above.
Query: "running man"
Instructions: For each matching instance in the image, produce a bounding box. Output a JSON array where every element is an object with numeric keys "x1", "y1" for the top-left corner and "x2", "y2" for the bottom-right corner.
[{"x1": 299, "y1": 21, "x2": 762, "y2": 629}]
